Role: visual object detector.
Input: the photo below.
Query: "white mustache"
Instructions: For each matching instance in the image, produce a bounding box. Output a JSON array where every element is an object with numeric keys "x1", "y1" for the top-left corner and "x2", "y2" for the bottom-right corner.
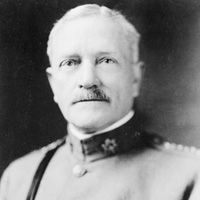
[{"x1": 73, "y1": 89, "x2": 110, "y2": 104}]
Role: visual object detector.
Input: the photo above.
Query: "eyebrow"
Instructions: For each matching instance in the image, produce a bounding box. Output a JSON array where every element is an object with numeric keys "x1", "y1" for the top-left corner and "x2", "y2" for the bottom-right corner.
[
  {"x1": 96, "y1": 51, "x2": 118, "y2": 56},
  {"x1": 60, "y1": 51, "x2": 118, "y2": 58},
  {"x1": 60, "y1": 54, "x2": 80, "y2": 59},
  {"x1": 58, "y1": 50, "x2": 118, "y2": 61}
]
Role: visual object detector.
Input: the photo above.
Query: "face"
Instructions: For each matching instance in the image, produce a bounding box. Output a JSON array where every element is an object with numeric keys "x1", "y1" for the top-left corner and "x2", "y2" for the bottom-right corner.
[{"x1": 47, "y1": 15, "x2": 142, "y2": 132}]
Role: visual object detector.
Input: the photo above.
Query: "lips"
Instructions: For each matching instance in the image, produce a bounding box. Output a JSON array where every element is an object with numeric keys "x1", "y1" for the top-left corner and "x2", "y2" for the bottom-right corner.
[{"x1": 73, "y1": 98, "x2": 109, "y2": 104}]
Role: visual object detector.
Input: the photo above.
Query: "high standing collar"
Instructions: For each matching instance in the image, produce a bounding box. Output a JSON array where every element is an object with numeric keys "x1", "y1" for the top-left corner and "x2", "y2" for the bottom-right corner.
[{"x1": 67, "y1": 117, "x2": 146, "y2": 162}]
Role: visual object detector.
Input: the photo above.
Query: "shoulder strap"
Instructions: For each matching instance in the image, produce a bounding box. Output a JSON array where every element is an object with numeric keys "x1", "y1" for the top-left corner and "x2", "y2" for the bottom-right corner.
[{"x1": 26, "y1": 139, "x2": 65, "y2": 200}]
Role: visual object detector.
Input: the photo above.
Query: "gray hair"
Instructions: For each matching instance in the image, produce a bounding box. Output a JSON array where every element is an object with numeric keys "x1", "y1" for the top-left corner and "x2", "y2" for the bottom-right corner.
[{"x1": 47, "y1": 4, "x2": 140, "y2": 64}]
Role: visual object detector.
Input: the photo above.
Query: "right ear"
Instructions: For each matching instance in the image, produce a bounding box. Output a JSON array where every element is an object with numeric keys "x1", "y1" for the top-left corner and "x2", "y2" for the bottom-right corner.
[
  {"x1": 46, "y1": 67, "x2": 55, "y2": 94},
  {"x1": 46, "y1": 67, "x2": 53, "y2": 86},
  {"x1": 46, "y1": 67, "x2": 58, "y2": 103}
]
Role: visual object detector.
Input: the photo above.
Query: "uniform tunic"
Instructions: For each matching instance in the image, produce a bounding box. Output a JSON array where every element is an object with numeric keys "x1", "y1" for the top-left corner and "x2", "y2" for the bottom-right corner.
[{"x1": 0, "y1": 118, "x2": 200, "y2": 200}]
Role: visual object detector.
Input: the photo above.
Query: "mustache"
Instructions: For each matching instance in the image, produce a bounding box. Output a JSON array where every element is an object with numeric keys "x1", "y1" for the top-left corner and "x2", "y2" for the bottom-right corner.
[{"x1": 72, "y1": 88, "x2": 110, "y2": 104}]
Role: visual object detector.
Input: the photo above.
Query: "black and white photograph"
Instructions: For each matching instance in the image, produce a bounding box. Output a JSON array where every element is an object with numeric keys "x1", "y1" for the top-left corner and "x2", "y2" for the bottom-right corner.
[{"x1": 0, "y1": 0, "x2": 200, "y2": 199}]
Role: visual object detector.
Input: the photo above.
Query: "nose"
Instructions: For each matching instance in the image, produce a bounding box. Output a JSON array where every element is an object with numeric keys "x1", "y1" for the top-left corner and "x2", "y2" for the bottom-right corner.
[{"x1": 78, "y1": 61, "x2": 100, "y2": 89}]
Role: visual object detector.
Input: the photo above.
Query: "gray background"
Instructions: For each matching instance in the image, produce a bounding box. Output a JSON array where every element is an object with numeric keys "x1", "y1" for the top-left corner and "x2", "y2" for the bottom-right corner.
[{"x1": 0, "y1": 0, "x2": 200, "y2": 176}]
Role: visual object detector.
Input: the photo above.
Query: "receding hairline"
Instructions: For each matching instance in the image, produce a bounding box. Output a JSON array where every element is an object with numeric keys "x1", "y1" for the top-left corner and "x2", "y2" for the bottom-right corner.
[{"x1": 47, "y1": 4, "x2": 140, "y2": 64}]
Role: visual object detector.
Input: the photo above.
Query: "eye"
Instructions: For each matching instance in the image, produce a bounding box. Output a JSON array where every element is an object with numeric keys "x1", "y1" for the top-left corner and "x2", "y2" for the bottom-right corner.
[
  {"x1": 59, "y1": 59, "x2": 79, "y2": 68},
  {"x1": 98, "y1": 57, "x2": 116, "y2": 65}
]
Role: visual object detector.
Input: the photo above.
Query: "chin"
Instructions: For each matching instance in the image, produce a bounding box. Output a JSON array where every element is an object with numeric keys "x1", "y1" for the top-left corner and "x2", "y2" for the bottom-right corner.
[{"x1": 68, "y1": 112, "x2": 113, "y2": 132}]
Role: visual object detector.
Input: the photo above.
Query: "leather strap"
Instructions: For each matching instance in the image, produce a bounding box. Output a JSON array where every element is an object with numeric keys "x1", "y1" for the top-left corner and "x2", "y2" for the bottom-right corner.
[{"x1": 26, "y1": 139, "x2": 65, "y2": 200}]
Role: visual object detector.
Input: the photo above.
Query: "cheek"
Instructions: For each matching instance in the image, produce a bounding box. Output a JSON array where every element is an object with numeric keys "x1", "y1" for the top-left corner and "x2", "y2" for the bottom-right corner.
[
  {"x1": 108, "y1": 73, "x2": 133, "y2": 95},
  {"x1": 113, "y1": 79, "x2": 134, "y2": 107},
  {"x1": 52, "y1": 75, "x2": 74, "y2": 101}
]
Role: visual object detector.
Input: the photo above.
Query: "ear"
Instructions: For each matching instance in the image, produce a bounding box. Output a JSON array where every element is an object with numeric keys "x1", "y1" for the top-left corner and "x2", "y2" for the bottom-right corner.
[
  {"x1": 132, "y1": 61, "x2": 145, "y2": 98},
  {"x1": 46, "y1": 67, "x2": 53, "y2": 88},
  {"x1": 46, "y1": 67, "x2": 58, "y2": 103}
]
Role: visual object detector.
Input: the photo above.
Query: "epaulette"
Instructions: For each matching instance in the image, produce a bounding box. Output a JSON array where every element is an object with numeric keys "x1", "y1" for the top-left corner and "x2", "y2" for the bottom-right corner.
[
  {"x1": 161, "y1": 141, "x2": 200, "y2": 156},
  {"x1": 145, "y1": 132, "x2": 200, "y2": 157},
  {"x1": 40, "y1": 137, "x2": 66, "y2": 154}
]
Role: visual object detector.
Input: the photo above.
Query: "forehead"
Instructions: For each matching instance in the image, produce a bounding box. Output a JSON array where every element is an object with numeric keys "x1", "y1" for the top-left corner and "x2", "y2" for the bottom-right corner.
[{"x1": 51, "y1": 15, "x2": 130, "y2": 62}]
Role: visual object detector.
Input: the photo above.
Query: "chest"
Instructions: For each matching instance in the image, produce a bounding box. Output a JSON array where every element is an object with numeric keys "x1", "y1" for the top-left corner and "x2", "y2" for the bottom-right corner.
[{"x1": 34, "y1": 153, "x2": 190, "y2": 200}]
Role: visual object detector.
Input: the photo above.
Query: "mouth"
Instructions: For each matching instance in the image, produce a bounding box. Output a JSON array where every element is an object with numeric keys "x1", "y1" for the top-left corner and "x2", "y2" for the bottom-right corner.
[{"x1": 73, "y1": 99, "x2": 109, "y2": 104}]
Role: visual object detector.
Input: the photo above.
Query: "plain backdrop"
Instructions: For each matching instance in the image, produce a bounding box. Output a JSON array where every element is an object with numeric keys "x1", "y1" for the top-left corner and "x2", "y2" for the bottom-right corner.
[{"x1": 0, "y1": 0, "x2": 200, "y2": 176}]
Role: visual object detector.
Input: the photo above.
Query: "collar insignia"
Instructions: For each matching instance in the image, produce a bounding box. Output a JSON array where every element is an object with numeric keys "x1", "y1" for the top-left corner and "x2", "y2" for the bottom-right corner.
[{"x1": 101, "y1": 138, "x2": 118, "y2": 155}]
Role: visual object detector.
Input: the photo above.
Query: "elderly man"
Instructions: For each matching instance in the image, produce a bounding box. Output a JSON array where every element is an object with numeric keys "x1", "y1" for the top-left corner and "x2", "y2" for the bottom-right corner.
[{"x1": 0, "y1": 4, "x2": 200, "y2": 200}]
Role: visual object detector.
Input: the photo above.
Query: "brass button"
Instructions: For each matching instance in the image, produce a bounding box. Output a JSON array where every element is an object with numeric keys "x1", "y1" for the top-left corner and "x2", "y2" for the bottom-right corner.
[{"x1": 72, "y1": 164, "x2": 87, "y2": 177}]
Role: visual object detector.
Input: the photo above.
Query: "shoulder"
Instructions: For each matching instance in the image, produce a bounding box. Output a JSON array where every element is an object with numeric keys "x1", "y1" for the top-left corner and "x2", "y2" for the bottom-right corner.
[
  {"x1": 0, "y1": 138, "x2": 65, "y2": 199},
  {"x1": 142, "y1": 131, "x2": 200, "y2": 159},
  {"x1": 160, "y1": 140, "x2": 200, "y2": 158},
  {"x1": 142, "y1": 132, "x2": 200, "y2": 175},
  {"x1": 155, "y1": 138, "x2": 200, "y2": 164},
  {"x1": 8, "y1": 138, "x2": 65, "y2": 174}
]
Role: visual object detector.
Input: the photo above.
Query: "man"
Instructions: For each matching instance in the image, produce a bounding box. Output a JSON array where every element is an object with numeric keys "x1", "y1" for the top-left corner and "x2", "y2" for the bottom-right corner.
[{"x1": 0, "y1": 4, "x2": 200, "y2": 200}]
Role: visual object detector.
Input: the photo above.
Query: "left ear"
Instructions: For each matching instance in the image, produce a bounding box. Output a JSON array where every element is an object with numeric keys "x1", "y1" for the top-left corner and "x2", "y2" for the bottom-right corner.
[{"x1": 132, "y1": 61, "x2": 145, "y2": 98}]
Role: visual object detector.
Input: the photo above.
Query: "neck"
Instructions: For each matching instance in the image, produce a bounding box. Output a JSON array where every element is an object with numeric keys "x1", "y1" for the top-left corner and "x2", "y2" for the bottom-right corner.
[{"x1": 68, "y1": 110, "x2": 134, "y2": 140}]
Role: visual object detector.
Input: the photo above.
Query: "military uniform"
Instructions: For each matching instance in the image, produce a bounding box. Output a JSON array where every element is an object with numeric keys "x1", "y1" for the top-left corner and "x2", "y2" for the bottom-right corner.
[{"x1": 0, "y1": 117, "x2": 200, "y2": 200}]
